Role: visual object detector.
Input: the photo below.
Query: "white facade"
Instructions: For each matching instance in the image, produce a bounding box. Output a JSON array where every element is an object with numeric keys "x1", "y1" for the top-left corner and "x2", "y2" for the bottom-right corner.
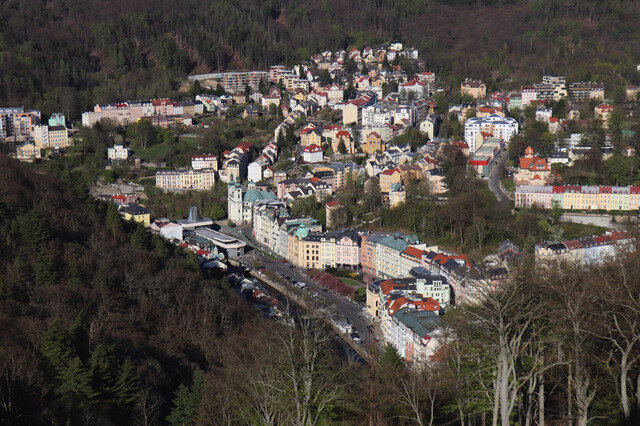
[
  {"x1": 464, "y1": 114, "x2": 518, "y2": 153},
  {"x1": 191, "y1": 155, "x2": 218, "y2": 170},
  {"x1": 302, "y1": 145, "x2": 324, "y2": 163},
  {"x1": 248, "y1": 160, "x2": 267, "y2": 182},
  {"x1": 107, "y1": 144, "x2": 130, "y2": 161}
]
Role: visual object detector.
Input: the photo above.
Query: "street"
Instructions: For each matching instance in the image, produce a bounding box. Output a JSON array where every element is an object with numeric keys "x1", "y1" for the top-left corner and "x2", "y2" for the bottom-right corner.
[
  {"x1": 217, "y1": 222, "x2": 377, "y2": 347},
  {"x1": 487, "y1": 149, "x2": 511, "y2": 202}
]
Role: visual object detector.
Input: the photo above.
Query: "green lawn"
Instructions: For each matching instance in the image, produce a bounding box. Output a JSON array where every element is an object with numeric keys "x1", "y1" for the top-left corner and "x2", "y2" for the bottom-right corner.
[
  {"x1": 136, "y1": 143, "x2": 172, "y2": 162},
  {"x1": 339, "y1": 277, "x2": 364, "y2": 287},
  {"x1": 501, "y1": 178, "x2": 515, "y2": 193}
]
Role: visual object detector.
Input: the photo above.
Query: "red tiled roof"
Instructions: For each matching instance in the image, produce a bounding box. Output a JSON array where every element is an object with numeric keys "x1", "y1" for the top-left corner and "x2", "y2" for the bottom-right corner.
[
  {"x1": 303, "y1": 144, "x2": 322, "y2": 152},
  {"x1": 326, "y1": 200, "x2": 340, "y2": 208}
]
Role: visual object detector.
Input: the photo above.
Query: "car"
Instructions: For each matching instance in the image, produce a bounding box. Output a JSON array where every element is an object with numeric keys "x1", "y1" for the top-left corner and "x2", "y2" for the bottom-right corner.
[{"x1": 322, "y1": 288, "x2": 328, "y2": 292}]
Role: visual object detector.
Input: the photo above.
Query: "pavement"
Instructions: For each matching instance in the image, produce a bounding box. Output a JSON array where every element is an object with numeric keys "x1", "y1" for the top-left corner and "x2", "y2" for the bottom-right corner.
[
  {"x1": 487, "y1": 150, "x2": 511, "y2": 202},
  {"x1": 217, "y1": 222, "x2": 377, "y2": 347}
]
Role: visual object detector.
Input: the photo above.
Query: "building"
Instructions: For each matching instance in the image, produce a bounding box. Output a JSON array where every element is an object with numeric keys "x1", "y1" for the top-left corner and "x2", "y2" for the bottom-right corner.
[
  {"x1": 191, "y1": 154, "x2": 218, "y2": 171},
  {"x1": 513, "y1": 146, "x2": 553, "y2": 186},
  {"x1": 333, "y1": 130, "x2": 355, "y2": 154},
  {"x1": 303, "y1": 144, "x2": 324, "y2": 163},
  {"x1": 15, "y1": 142, "x2": 41, "y2": 161},
  {"x1": 594, "y1": 103, "x2": 614, "y2": 128},
  {"x1": 464, "y1": 114, "x2": 518, "y2": 153},
  {"x1": 155, "y1": 168, "x2": 216, "y2": 190},
  {"x1": 33, "y1": 125, "x2": 70, "y2": 149},
  {"x1": 120, "y1": 204, "x2": 151, "y2": 227},
  {"x1": 535, "y1": 231, "x2": 634, "y2": 265},
  {"x1": 219, "y1": 71, "x2": 268, "y2": 92},
  {"x1": 193, "y1": 227, "x2": 247, "y2": 258},
  {"x1": 460, "y1": 79, "x2": 487, "y2": 99},
  {"x1": 227, "y1": 181, "x2": 278, "y2": 224},
  {"x1": 419, "y1": 114, "x2": 440, "y2": 140},
  {"x1": 325, "y1": 201, "x2": 341, "y2": 229},
  {"x1": 300, "y1": 125, "x2": 322, "y2": 147},
  {"x1": 107, "y1": 144, "x2": 131, "y2": 161},
  {"x1": 48, "y1": 113, "x2": 66, "y2": 127},
  {"x1": 361, "y1": 131, "x2": 385, "y2": 155},
  {"x1": 569, "y1": 82, "x2": 605, "y2": 103},
  {"x1": 515, "y1": 185, "x2": 640, "y2": 211},
  {"x1": 467, "y1": 138, "x2": 505, "y2": 178},
  {"x1": 0, "y1": 107, "x2": 41, "y2": 139},
  {"x1": 389, "y1": 183, "x2": 406, "y2": 207},
  {"x1": 379, "y1": 168, "x2": 402, "y2": 194}
]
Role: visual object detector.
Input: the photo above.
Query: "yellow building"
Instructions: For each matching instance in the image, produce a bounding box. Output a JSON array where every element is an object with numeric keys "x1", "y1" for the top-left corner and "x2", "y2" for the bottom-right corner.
[
  {"x1": 461, "y1": 78, "x2": 486, "y2": 99},
  {"x1": 379, "y1": 168, "x2": 402, "y2": 193},
  {"x1": 120, "y1": 204, "x2": 151, "y2": 227},
  {"x1": 300, "y1": 125, "x2": 322, "y2": 147},
  {"x1": 16, "y1": 143, "x2": 41, "y2": 161},
  {"x1": 289, "y1": 226, "x2": 323, "y2": 269},
  {"x1": 34, "y1": 125, "x2": 70, "y2": 149},
  {"x1": 362, "y1": 131, "x2": 385, "y2": 155}
]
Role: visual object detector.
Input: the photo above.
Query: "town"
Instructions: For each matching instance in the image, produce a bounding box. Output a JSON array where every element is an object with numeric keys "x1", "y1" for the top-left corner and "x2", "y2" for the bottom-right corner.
[{"x1": 2, "y1": 41, "x2": 640, "y2": 366}]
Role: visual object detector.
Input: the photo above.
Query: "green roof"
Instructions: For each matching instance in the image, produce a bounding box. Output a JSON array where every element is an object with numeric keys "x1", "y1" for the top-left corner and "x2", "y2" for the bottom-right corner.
[
  {"x1": 378, "y1": 235, "x2": 410, "y2": 252},
  {"x1": 394, "y1": 308, "x2": 439, "y2": 339},
  {"x1": 244, "y1": 190, "x2": 277, "y2": 204}
]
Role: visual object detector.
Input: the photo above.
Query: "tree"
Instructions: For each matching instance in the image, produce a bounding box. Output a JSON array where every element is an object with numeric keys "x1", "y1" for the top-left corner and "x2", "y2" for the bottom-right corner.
[
  {"x1": 112, "y1": 360, "x2": 140, "y2": 407},
  {"x1": 337, "y1": 140, "x2": 347, "y2": 154},
  {"x1": 166, "y1": 369, "x2": 205, "y2": 425},
  {"x1": 291, "y1": 195, "x2": 319, "y2": 217},
  {"x1": 34, "y1": 247, "x2": 57, "y2": 286},
  {"x1": 188, "y1": 80, "x2": 202, "y2": 98},
  {"x1": 550, "y1": 199, "x2": 563, "y2": 224}
]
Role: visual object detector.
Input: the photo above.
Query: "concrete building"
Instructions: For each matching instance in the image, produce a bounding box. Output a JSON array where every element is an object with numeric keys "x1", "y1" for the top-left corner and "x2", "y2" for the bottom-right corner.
[
  {"x1": 227, "y1": 180, "x2": 278, "y2": 224},
  {"x1": 464, "y1": 114, "x2": 518, "y2": 153}
]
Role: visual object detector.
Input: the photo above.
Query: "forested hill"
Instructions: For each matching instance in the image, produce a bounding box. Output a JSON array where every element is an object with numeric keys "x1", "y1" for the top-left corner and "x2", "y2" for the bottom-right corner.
[
  {"x1": 2, "y1": 0, "x2": 640, "y2": 116},
  {"x1": 0, "y1": 156, "x2": 258, "y2": 423}
]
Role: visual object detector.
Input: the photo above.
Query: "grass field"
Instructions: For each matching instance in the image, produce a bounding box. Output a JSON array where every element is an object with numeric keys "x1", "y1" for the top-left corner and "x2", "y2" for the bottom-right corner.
[{"x1": 339, "y1": 277, "x2": 364, "y2": 287}]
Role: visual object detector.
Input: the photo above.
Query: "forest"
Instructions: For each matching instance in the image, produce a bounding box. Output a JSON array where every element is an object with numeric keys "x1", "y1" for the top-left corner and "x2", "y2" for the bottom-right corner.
[
  {"x1": 3, "y1": 0, "x2": 640, "y2": 117},
  {"x1": 1, "y1": 154, "x2": 640, "y2": 423}
]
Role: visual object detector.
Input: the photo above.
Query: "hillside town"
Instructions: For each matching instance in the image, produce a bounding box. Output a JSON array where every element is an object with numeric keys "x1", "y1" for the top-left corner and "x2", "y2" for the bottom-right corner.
[{"x1": 3, "y1": 41, "x2": 640, "y2": 367}]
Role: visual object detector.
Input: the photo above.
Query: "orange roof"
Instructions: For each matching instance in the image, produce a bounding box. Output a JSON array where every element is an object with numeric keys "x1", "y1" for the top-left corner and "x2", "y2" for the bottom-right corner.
[{"x1": 403, "y1": 246, "x2": 424, "y2": 260}]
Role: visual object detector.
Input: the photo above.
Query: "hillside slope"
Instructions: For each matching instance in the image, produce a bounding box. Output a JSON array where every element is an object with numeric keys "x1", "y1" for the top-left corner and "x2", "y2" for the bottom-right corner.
[{"x1": 2, "y1": 1, "x2": 640, "y2": 116}]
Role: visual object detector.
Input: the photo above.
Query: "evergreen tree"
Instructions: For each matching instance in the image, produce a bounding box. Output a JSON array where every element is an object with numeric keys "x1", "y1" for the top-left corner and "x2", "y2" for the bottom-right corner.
[
  {"x1": 166, "y1": 369, "x2": 205, "y2": 425},
  {"x1": 41, "y1": 320, "x2": 72, "y2": 376},
  {"x1": 0, "y1": 275, "x2": 9, "y2": 301},
  {"x1": 112, "y1": 360, "x2": 139, "y2": 407},
  {"x1": 34, "y1": 247, "x2": 58, "y2": 286},
  {"x1": 338, "y1": 140, "x2": 347, "y2": 154},
  {"x1": 130, "y1": 225, "x2": 150, "y2": 250}
]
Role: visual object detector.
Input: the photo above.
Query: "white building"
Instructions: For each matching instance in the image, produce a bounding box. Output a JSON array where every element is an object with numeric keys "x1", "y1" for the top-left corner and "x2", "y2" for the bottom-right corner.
[
  {"x1": 107, "y1": 144, "x2": 130, "y2": 161},
  {"x1": 248, "y1": 158, "x2": 269, "y2": 182},
  {"x1": 302, "y1": 144, "x2": 324, "y2": 163},
  {"x1": 191, "y1": 154, "x2": 218, "y2": 170},
  {"x1": 464, "y1": 114, "x2": 518, "y2": 153}
]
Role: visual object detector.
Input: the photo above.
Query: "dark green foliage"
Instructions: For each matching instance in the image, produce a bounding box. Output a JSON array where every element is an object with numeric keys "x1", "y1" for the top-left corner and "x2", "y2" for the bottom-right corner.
[{"x1": 167, "y1": 369, "x2": 205, "y2": 425}]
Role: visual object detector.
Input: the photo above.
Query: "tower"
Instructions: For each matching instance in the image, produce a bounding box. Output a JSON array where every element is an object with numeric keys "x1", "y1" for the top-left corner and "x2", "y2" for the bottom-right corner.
[{"x1": 227, "y1": 180, "x2": 243, "y2": 222}]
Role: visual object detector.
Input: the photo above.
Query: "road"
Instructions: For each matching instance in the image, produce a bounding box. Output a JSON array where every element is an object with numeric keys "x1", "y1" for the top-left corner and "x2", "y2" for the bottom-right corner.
[
  {"x1": 487, "y1": 149, "x2": 511, "y2": 202},
  {"x1": 217, "y1": 222, "x2": 377, "y2": 347}
]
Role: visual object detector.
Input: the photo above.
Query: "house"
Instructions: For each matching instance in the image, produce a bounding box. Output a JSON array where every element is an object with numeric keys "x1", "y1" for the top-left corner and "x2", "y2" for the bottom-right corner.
[
  {"x1": 461, "y1": 79, "x2": 487, "y2": 99},
  {"x1": 333, "y1": 130, "x2": 355, "y2": 154},
  {"x1": 107, "y1": 144, "x2": 130, "y2": 162},
  {"x1": 120, "y1": 204, "x2": 151, "y2": 227},
  {"x1": 464, "y1": 114, "x2": 518, "y2": 153},
  {"x1": 419, "y1": 114, "x2": 440, "y2": 140},
  {"x1": 379, "y1": 168, "x2": 402, "y2": 194},
  {"x1": 594, "y1": 103, "x2": 614, "y2": 128},
  {"x1": 513, "y1": 146, "x2": 553, "y2": 187},
  {"x1": 15, "y1": 142, "x2": 41, "y2": 161},
  {"x1": 300, "y1": 125, "x2": 322, "y2": 147},
  {"x1": 389, "y1": 183, "x2": 406, "y2": 207},
  {"x1": 362, "y1": 131, "x2": 385, "y2": 155},
  {"x1": 242, "y1": 105, "x2": 259, "y2": 118},
  {"x1": 303, "y1": 144, "x2": 324, "y2": 163}
]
